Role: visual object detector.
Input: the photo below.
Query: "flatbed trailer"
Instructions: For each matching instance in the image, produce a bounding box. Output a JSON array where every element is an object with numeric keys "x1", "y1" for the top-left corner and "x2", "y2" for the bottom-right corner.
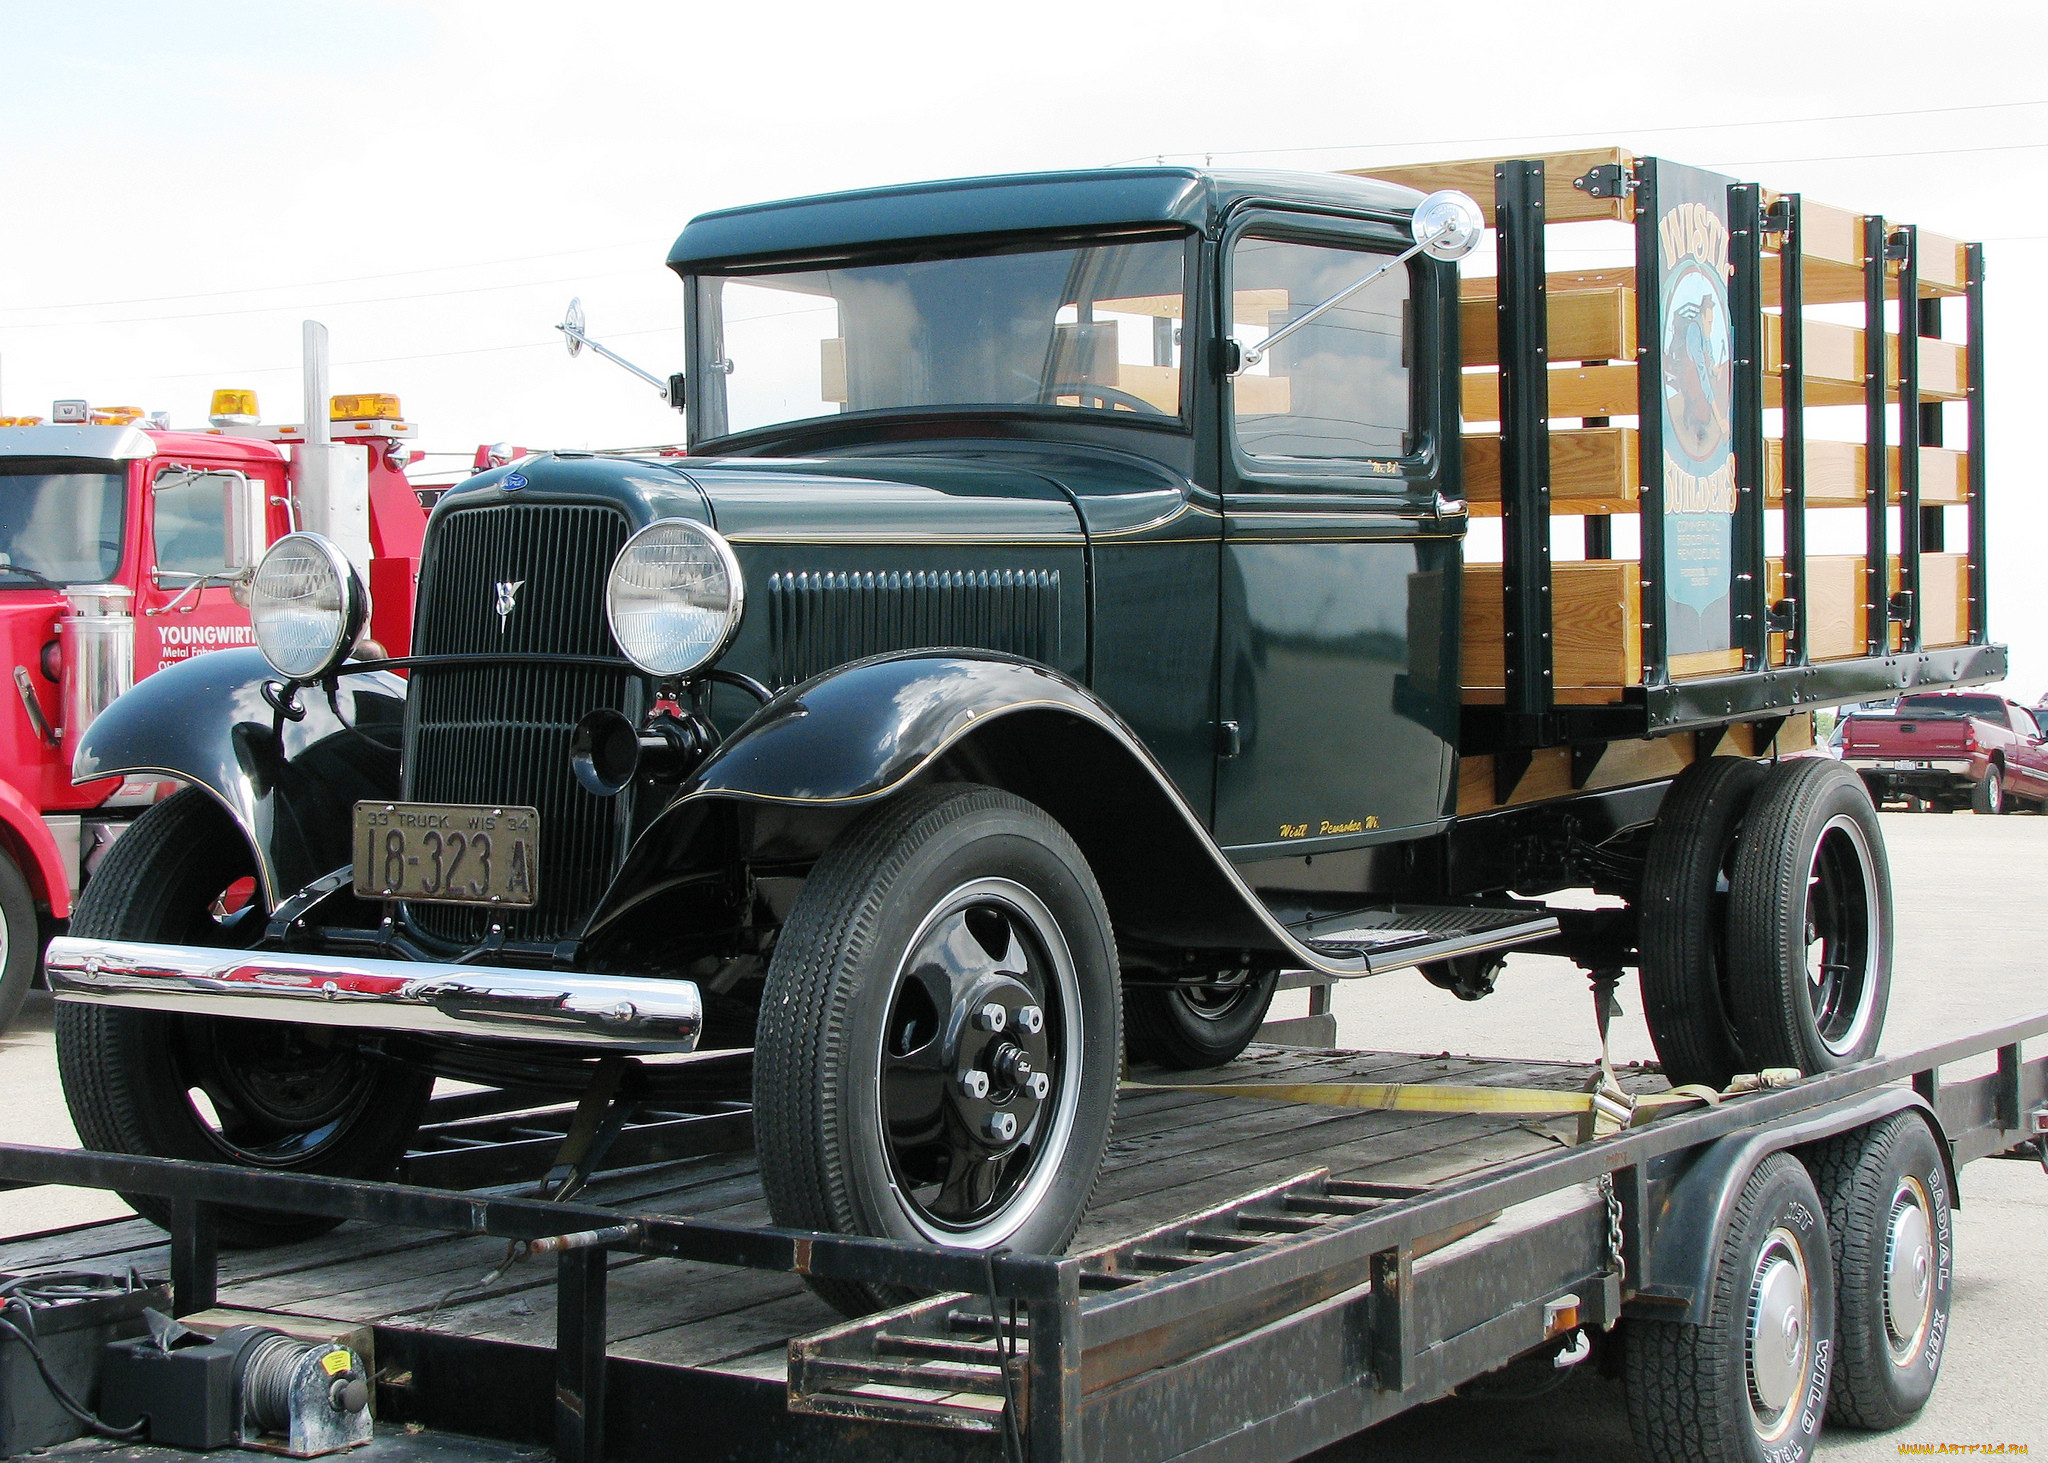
[{"x1": 3, "y1": 1009, "x2": 2044, "y2": 1463}]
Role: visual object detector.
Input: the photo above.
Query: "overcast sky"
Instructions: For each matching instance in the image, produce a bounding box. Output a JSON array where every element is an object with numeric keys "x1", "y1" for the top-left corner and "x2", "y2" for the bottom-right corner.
[{"x1": 2, "y1": 0, "x2": 2043, "y2": 697}]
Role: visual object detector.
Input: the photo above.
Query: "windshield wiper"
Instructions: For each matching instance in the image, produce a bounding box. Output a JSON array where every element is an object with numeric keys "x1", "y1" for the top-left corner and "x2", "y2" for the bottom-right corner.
[{"x1": 0, "y1": 563, "x2": 64, "y2": 592}]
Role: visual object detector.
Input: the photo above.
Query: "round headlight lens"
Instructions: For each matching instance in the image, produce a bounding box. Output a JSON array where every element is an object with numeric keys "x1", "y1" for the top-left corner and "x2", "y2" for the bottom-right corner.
[
  {"x1": 605, "y1": 519, "x2": 745, "y2": 677},
  {"x1": 249, "y1": 532, "x2": 366, "y2": 680}
]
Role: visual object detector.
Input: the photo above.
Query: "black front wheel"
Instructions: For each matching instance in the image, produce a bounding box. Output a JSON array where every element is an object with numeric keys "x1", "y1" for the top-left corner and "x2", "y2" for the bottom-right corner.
[
  {"x1": 54, "y1": 789, "x2": 431, "y2": 1247},
  {"x1": 753, "y1": 785, "x2": 1121, "y2": 1316}
]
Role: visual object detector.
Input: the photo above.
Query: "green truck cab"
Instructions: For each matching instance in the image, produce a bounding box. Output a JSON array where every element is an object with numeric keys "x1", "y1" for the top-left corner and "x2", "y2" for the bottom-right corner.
[{"x1": 44, "y1": 160, "x2": 2001, "y2": 1310}]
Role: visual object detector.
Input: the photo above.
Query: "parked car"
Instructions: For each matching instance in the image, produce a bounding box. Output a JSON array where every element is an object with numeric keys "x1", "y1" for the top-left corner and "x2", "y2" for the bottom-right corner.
[{"x1": 1841, "y1": 691, "x2": 2048, "y2": 813}]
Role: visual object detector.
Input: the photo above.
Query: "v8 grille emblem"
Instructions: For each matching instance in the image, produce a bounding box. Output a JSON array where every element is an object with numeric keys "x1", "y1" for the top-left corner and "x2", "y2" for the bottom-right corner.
[{"x1": 495, "y1": 579, "x2": 525, "y2": 632}]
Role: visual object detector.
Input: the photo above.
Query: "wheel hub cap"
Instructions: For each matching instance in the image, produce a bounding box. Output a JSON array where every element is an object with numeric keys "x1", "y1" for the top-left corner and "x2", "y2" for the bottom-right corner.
[
  {"x1": 1884, "y1": 1183, "x2": 1935, "y2": 1357},
  {"x1": 1747, "y1": 1238, "x2": 1810, "y2": 1425}
]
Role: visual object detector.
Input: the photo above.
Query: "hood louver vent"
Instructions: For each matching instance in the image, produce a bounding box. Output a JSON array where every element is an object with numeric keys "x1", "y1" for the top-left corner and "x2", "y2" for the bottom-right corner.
[{"x1": 766, "y1": 568, "x2": 1061, "y2": 689}]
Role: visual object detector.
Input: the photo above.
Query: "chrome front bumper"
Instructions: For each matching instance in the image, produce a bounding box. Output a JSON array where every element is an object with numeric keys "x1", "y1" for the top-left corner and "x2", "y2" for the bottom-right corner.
[{"x1": 44, "y1": 937, "x2": 703, "y2": 1052}]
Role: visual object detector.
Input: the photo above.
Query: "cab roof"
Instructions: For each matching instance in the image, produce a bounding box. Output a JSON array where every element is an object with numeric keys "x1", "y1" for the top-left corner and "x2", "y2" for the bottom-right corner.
[{"x1": 666, "y1": 166, "x2": 1426, "y2": 272}]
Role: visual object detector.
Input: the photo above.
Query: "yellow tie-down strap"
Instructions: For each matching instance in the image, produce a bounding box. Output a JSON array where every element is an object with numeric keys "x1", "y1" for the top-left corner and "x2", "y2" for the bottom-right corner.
[{"x1": 1122, "y1": 1068, "x2": 1802, "y2": 1142}]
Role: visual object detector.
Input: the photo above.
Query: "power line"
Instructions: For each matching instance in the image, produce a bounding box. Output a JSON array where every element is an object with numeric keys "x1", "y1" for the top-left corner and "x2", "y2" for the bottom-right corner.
[
  {"x1": 0, "y1": 267, "x2": 658, "y2": 332},
  {"x1": 141, "y1": 322, "x2": 685, "y2": 381},
  {"x1": 1111, "y1": 97, "x2": 2048, "y2": 167},
  {"x1": 1706, "y1": 139, "x2": 2048, "y2": 167},
  {"x1": 0, "y1": 239, "x2": 668, "y2": 315}
]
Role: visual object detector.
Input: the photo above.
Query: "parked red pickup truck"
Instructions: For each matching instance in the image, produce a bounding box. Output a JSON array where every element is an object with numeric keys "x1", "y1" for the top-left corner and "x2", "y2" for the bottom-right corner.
[{"x1": 1841, "y1": 692, "x2": 2048, "y2": 814}]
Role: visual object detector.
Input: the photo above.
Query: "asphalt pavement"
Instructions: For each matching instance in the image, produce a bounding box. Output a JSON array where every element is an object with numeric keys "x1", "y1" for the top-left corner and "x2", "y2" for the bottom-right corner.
[{"x1": 1, "y1": 808, "x2": 2042, "y2": 1457}]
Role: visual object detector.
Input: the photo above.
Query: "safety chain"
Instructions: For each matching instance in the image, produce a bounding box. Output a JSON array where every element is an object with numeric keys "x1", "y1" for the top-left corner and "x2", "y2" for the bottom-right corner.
[{"x1": 1598, "y1": 1172, "x2": 1627, "y2": 1284}]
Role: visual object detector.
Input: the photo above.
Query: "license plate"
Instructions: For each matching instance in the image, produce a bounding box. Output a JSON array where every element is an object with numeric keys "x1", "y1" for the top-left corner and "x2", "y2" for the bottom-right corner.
[{"x1": 353, "y1": 801, "x2": 539, "y2": 907}]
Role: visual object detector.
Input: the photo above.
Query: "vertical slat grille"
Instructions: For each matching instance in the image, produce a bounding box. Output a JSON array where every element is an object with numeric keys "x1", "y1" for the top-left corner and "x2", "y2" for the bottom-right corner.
[
  {"x1": 767, "y1": 568, "x2": 1061, "y2": 688},
  {"x1": 403, "y1": 503, "x2": 634, "y2": 944}
]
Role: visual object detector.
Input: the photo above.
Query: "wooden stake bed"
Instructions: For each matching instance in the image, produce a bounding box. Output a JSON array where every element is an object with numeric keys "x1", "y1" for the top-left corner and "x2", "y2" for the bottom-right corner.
[{"x1": 1356, "y1": 148, "x2": 1990, "y2": 712}]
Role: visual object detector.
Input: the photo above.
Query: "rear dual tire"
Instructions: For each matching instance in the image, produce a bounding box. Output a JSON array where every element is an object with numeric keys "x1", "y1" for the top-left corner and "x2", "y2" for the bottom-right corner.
[
  {"x1": 1125, "y1": 969, "x2": 1277, "y2": 1070},
  {"x1": 1640, "y1": 759, "x2": 1891, "y2": 1085}
]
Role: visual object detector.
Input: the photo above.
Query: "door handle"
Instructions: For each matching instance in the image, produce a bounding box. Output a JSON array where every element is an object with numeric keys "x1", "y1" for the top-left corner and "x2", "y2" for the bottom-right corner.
[{"x1": 1431, "y1": 491, "x2": 1469, "y2": 522}]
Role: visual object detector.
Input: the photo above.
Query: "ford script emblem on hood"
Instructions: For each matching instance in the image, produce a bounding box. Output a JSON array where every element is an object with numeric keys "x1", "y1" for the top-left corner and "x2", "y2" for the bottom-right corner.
[{"x1": 495, "y1": 579, "x2": 525, "y2": 632}]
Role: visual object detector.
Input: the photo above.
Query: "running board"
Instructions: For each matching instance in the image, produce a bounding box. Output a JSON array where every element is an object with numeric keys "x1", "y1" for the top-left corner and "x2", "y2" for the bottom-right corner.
[{"x1": 1280, "y1": 904, "x2": 1558, "y2": 977}]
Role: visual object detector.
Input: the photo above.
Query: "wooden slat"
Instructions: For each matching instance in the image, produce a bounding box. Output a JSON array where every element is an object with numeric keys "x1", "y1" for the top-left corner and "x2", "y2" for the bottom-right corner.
[
  {"x1": 1353, "y1": 147, "x2": 1635, "y2": 224},
  {"x1": 1455, "y1": 716, "x2": 1816, "y2": 815},
  {"x1": 1767, "y1": 316, "x2": 1969, "y2": 402},
  {"x1": 1460, "y1": 286, "x2": 1635, "y2": 367},
  {"x1": 1919, "y1": 552, "x2": 1970, "y2": 647},
  {"x1": 1461, "y1": 363, "x2": 1637, "y2": 423},
  {"x1": 1461, "y1": 560, "x2": 1639, "y2": 703},
  {"x1": 1766, "y1": 554, "x2": 1898, "y2": 661},
  {"x1": 1766, "y1": 441, "x2": 1970, "y2": 508},
  {"x1": 1463, "y1": 427, "x2": 1637, "y2": 516}
]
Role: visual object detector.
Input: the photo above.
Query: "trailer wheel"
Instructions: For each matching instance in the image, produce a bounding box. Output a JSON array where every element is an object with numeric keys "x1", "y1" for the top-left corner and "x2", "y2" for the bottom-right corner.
[
  {"x1": 0, "y1": 847, "x2": 38, "y2": 1032},
  {"x1": 53, "y1": 788, "x2": 432, "y2": 1247},
  {"x1": 1727, "y1": 760, "x2": 1892, "y2": 1074},
  {"x1": 1626, "y1": 1151, "x2": 1835, "y2": 1463},
  {"x1": 1126, "y1": 968, "x2": 1276, "y2": 1069},
  {"x1": 754, "y1": 784, "x2": 1120, "y2": 1316},
  {"x1": 1970, "y1": 765, "x2": 2005, "y2": 815},
  {"x1": 1638, "y1": 757, "x2": 1766, "y2": 1087},
  {"x1": 1807, "y1": 1115, "x2": 1952, "y2": 1429}
]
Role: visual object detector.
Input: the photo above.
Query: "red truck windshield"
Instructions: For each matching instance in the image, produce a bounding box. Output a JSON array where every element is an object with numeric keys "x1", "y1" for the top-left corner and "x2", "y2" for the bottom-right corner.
[
  {"x1": 1895, "y1": 694, "x2": 2006, "y2": 719},
  {"x1": 0, "y1": 461, "x2": 126, "y2": 587}
]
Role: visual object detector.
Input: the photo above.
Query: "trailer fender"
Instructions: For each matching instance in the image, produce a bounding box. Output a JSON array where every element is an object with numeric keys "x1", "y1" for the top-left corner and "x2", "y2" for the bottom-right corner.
[
  {"x1": 590, "y1": 651, "x2": 1284, "y2": 953},
  {"x1": 0, "y1": 778, "x2": 72, "y2": 917},
  {"x1": 68, "y1": 648, "x2": 405, "y2": 908},
  {"x1": 1626, "y1": 1087, "x2": 1951, "y2": 1325}
]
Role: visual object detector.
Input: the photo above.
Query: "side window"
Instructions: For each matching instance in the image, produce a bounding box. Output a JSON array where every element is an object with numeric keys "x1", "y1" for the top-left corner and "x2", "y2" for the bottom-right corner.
[
  {"x1": 2012, "y1": 705, "x2": 2040, "y2": 739},
  {"x1": 152, "y1": 469, "x2": 237, "y2": 580},
  {"x1": 1229, "y1": 234, "x2": 1412, "y2": 465}
]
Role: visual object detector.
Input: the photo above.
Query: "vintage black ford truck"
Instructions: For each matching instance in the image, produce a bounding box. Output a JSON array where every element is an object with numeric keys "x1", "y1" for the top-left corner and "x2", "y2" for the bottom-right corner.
[{"x1": 45, "y1": 154, "x2": 2001, "y2": 1317}]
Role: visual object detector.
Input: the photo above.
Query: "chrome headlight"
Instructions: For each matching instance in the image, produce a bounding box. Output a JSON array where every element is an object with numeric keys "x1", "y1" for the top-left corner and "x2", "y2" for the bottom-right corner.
[
  {"x1": 249, "y1": 532, "x2": 368, "y2": 680},
  {"x1": 605, "y1": 519, "x2": 745, "y2": 677}
]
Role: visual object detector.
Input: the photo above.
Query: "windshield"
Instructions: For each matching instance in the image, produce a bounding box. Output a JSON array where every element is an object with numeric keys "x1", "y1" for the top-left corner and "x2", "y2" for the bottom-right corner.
[
  {"x1": 1897, "y1": 694, "x2": 2006, "y2": 719},
  {"x1": 691, "y1": 233, "x2": 1189, "y2": 441},
  {"x1": 0, "y1": 461, "x2": 127, "y2": 586}
]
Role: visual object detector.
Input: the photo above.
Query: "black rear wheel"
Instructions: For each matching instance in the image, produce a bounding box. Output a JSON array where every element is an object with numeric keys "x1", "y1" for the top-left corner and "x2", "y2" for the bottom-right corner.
[
  {"x1": 1638, "y1": 757, "x2": 1767, "y2": 1087},
  {"x1": 1970, "y1": 765, "x2": 2005, "y2": 815},
  {"x1": 54, "y1": 789, "x2": 431, "y2": 1247},
  {"x1": 1126, "y1": 969, "x2": 1277, "y2": 1070},
  {"x1": 1727, "y1": 760, "x2": 1892, "y2": 1074}
]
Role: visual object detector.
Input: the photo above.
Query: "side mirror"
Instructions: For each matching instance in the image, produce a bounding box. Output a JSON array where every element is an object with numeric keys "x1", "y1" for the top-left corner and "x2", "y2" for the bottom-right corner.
[
  {"x1": 1412, "y1": 190, "x2": 1486, "y2": 261},
  {"x1": 220, "y1": 470, "x2": 268, "y2": 579}
]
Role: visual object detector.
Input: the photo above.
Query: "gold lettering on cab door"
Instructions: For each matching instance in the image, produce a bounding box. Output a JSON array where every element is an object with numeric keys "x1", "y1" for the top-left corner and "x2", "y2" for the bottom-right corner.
[{"x1": 1280, "y1": 817, "x2": 1380, "y2": 840}]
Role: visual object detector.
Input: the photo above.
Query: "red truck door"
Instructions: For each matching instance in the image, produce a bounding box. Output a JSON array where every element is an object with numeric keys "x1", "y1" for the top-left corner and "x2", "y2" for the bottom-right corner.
[
  {"x1": 2005, "y1": 703, "x2": 2048, "y2": 802},
  {"x1": 135, "y1": 460, "x2": 261, "y2": 669}
]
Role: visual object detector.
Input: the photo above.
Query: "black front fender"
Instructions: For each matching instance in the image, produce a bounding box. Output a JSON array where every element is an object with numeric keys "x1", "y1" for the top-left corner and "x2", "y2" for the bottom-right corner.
[
  {"x1": 592, "y1": 652, "x2": 1293, "y2": 955},
  {"x1": 72, "y1": 648, "x2": 405, "y2": 906}
]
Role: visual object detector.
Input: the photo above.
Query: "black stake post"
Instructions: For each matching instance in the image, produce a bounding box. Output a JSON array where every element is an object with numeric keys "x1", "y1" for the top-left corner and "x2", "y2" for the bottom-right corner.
[
  {"x1": 169, "y1": 1196, "x2": 218, "y2": 1317},
  {"x1": 1863, "y1": 214, "x2": 1890, "y2": 657},
  {"x1": 1493, "y1": 159, "x2": 1554, "y2": 737},
  {"x1": 1779, "y1": 196, "x2": 1810, "y2": 665},
  {"x1": 1965, "y1": 243, "x2": 1988, "y2": 643},
  {"x1": 555, "y1": 1248, "x2": 609, "y2": 1463},
  {"x1": 1896, "y1": 226, "x2": 1922, "y2": 652},
  {"x1": 1728, "y1": 184, "x2": 1768, "y2": 672},
  {"x1": 1632, "y1": 162, "x2": 1668, "y2": 686}
]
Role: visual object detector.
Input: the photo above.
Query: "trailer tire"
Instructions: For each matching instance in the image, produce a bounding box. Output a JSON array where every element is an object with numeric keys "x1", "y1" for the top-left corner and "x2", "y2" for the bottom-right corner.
[
  {"x1": 1125, "y1": 969, "x2": 1276, "y2": 1069},
  {"x1": 1638, "y1": 757, "x2": 1767, "y2": 1087},
  {"x1": 754, "y1": 784, "x2": 1120, "y2": 1316},
  {"x1": 0, "y1": 848, "x2": 38, "y2": 1033},
  {"x1": 53, "y1": 788, "x2": 432, "y2": 1248},
  {"x1": 1727, "y1": 760, "x2": 1892, "y2": 1074},
  {"x1": 1807, "y1": 1115, "x2": 1952, "y2": 1430},
  {"x1": 1969, "y1": 765, "x2": 2005, "y2": 815},
  {"x1": 1625, "y1": 1150, "x2": 1834, "y2": 1463}
]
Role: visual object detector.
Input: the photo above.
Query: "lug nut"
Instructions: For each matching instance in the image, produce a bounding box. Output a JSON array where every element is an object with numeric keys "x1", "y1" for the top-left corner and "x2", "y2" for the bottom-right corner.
[
  {"x1": 958, "y1": 1070, "x2": 990, "y2": 1100},
  {"x1": 1015, "y1": 1005, "x2": 1044, "y2": 1034},
  {"x1": 1027, "y1": 1071, "x2": 1050, "y2": 1100},
  {"x1": 974, "y1": 1002, "x2": 1007, "y2": 1033},
  {"x1": 983, "y1": 1111, "x2": 1018, "y2": 1143}
]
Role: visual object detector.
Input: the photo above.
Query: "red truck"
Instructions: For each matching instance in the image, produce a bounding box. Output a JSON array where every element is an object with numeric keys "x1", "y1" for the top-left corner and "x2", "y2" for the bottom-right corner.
[
  {"x1": 1840, "y1": 691, "x2": 2048, "y2": 814},
  {"x1": 0, "y1": 329, "x2": 427, "y2": 1026}
]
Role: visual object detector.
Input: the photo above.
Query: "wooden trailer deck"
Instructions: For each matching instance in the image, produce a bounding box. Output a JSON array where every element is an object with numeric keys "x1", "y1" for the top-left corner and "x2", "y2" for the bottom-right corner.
[{"x1": 0, "y1": 1044, "x2": 1668, "y2": 1393}]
